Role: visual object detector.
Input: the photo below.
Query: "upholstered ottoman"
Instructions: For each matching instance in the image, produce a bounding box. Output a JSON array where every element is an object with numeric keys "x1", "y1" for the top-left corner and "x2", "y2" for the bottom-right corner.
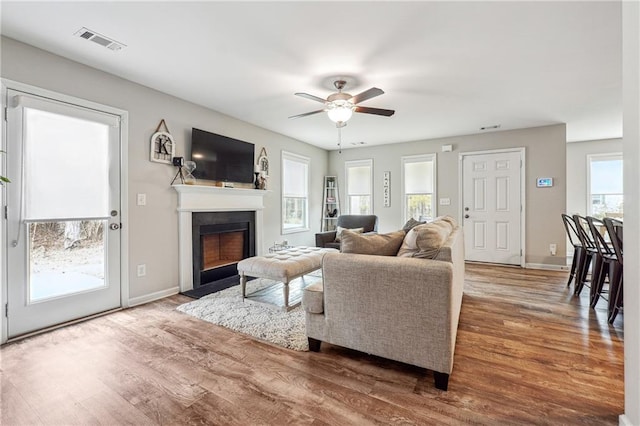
[{"x1": 237, "y1": 246, "x2": 338, "y2": 310}]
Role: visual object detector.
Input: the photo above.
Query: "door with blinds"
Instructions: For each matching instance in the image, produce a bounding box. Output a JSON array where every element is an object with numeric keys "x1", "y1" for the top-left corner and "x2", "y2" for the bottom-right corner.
[{"x1": 5, "y1": 89, "x2": 122, "y2": 338}]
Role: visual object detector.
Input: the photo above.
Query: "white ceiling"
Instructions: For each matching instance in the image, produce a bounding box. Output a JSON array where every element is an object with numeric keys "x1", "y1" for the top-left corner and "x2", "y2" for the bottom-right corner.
[{"x1": 1, "y1": 1, "x2": 622, "y2": 151}]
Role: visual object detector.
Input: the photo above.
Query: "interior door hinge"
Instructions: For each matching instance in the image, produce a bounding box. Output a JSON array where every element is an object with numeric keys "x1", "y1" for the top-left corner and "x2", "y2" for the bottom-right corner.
[
  {"x1": 4, "y1": 107, "x2": 7, "y2": 121},
  {"x1": 4, "y1": 205, "x2": 7, "y2": 219},
  {"x1": 5, "y1": 303, "x2": 8, "y2": 317}
]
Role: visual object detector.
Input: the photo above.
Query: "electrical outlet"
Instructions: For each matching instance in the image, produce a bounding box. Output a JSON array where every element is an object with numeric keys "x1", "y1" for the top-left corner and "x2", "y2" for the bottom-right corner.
[
  {"x1": 137, "y1": 193, "x2": 146, "y2": 206},
  {"x1": 137, "y1": 264, "x2": 146, "y2": 277},
  {"x1": 549, "y1": 244, "x2": 557, "y2": 256}
]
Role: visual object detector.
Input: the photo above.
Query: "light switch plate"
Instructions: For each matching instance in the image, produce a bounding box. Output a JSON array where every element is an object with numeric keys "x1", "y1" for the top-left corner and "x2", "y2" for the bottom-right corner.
[
  {"x1": 439, "y1": 198, "x2": 451, "y2": 205},
  {"x1": 137, "y1": 193, "x2": 146, "y2": 206}
]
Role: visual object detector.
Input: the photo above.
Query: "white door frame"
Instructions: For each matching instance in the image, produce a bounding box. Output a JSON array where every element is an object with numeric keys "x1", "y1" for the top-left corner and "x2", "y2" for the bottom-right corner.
[
  {"x1": 0, "y1": 79, "x2": 130, "y2": 344},
  {"x1": 458, "y1": 147, "x2": 526, "y2": 268}
]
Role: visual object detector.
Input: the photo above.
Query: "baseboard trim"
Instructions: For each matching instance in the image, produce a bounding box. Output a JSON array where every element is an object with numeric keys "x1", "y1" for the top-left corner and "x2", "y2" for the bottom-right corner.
[
  {"x1": 128, "y1": 286, "x2": 180, "y2": 307},
  {"x1": 525, "y1": 263, "x2": 569, "y2": 271},
  {"x1": 619, "y1": 414, "x2": 632, "y2": 426}
]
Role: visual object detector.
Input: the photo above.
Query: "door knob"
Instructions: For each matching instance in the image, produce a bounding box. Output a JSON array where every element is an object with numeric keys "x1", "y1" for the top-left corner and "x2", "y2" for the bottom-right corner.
[
  {"x1": 464, "y1": 214, "x2": 470, "y2": 219},
  {"x1": 109, "y1": 223, "x2": 120, "y2": 230}
]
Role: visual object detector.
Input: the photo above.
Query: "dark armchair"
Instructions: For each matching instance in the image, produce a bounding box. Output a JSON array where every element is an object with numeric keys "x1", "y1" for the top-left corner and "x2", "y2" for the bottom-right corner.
[{"x1": 315, "y1": 215, "x2": 378, "y2": 249}]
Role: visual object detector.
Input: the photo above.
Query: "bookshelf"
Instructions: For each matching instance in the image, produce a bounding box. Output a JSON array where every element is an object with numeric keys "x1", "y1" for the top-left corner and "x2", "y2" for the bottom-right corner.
[{"x1": 322, "y1": 176, "x2": 340, "y2": 231}]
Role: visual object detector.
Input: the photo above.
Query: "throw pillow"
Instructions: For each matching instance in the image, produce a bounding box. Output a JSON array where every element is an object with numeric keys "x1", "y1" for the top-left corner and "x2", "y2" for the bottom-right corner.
[
  {"x1": 402, "y1": 217, "x2": 426, "y2": 232},
  {"x1": 340, "y1": 230, "x2": 406, "y2": 256},
  {"x1": 335, "y1": 226, "x2": 364, "y2": 242},
  {"x1": 432, "y1": 215, "x2": 458, "y2": 228},
  {"x1": 397, "y1": 218, "x2": 454, "y2": 259}
]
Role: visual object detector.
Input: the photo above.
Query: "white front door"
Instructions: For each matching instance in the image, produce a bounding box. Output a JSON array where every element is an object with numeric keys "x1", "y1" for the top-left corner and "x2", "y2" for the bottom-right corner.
[
  {"x1": 5, "y1": 88, "x2": 122, "y2": 338},
  {"x1": 461, "y1": 150, "x2": 523, "y2": 265}
]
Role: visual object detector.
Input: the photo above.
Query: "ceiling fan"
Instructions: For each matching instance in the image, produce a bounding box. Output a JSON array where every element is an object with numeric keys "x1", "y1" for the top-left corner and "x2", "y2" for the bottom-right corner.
[{"x1": 289, "y1": 80, "x2": 395, "y2": 128}]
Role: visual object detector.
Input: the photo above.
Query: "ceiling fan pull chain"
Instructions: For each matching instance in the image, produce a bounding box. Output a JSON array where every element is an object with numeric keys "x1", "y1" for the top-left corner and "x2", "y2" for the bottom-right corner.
[{"x1": 338, "y1": 126, "x2": 342, "y2": 154}]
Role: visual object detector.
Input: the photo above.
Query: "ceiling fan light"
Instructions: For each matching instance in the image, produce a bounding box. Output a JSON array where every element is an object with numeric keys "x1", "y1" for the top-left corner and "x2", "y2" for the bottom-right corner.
[{"x1": 327, "y1": 101, "x2": 354, "y2": 123}]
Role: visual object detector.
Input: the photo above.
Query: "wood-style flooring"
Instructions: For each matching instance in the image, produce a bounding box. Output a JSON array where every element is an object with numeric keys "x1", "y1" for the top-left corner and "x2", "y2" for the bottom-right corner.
[{"x1": 1, "y1": 263, "x2": 624, "y2": 425}]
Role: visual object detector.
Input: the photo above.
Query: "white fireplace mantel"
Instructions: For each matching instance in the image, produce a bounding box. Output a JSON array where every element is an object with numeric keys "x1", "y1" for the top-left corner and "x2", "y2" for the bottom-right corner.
[{"x1": 173, "y1": 184, "x2": 270, "y2": 292}]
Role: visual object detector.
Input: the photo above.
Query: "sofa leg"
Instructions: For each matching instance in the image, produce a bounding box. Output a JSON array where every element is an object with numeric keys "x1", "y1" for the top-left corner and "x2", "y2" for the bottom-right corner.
[
  {"x1": 434, "y1": 372, "x2": 449, "y2": 391},
  {"x1": 308, "y1": 337, "x2": 321, "y2": 352}
]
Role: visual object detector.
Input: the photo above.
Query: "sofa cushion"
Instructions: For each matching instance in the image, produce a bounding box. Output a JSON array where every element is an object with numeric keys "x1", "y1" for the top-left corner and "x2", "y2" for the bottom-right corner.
[
  {"x1": 341, "y1": 230, "x2": 405, "y2": 256},
  {"x1": 302, "y1": 281, "x2": 324, "y2": 314},
  {"x1": 335, "y1": 226, "x2": 364, "y2": 242},
  {"x1": 397, "y1": 217, "x2": 455, "y2": 259}
]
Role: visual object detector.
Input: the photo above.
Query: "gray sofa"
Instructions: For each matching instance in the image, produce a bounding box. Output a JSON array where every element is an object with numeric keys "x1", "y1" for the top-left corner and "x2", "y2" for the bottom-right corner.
[
  {"x1": 315, "y1": 215, "x2": 378, "y2": 249},
  {"x1": 303, "y1": 225, "x2": 465, "y2": 390}
]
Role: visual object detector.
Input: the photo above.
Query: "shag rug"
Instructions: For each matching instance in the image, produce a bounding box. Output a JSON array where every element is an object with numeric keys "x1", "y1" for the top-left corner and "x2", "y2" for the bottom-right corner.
[{"x1": 176, "y1": 278, "x2": 310, "y2": 351}]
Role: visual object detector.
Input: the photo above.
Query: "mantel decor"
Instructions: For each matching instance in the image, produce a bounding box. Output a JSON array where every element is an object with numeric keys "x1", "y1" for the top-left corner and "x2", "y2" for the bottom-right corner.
[
  {"x1": 257, "y1": 147, "x2": 269, "y2": 176},
  {"x1": 150, "y1": 119, "x2": 175, "y2": 164}
]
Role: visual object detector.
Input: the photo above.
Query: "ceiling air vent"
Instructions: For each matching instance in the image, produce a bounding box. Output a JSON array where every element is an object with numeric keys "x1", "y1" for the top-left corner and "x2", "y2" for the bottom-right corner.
[
  {"x1": 480, "y1": 124, "x2": 501, "y2": 131},
  {"x1": 74, "y1": 27, "x2": 126, "y2": 51}
]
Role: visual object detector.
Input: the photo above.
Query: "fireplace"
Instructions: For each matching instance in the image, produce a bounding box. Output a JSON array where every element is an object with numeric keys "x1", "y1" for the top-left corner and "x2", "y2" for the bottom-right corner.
[
  {"x1": 173, "y1": 184, "x2": 268, "y2": 293},
  {"x1": 191, "y1": 211, "x2": 256, "y2": 295}
]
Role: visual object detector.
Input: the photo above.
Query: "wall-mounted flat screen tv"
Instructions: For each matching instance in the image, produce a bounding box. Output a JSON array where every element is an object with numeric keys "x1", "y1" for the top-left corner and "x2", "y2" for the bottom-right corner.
[{"x1": 190, "y1": 128, "x2": 255, "y2": 183}]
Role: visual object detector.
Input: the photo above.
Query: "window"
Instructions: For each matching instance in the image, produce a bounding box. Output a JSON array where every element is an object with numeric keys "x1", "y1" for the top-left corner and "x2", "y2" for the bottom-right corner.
[
  {"x1": 402, "y1": 154, "x2": 436, "y2": 222},
  {"x1": 282, "y1": 151, "x2": 309, "y2": 233},
  {"x1": 345, "y1": 159, "x2": 373, "y2": 214},
  {"x1": 588, "y1": 153, "x2": 623, "y2": 218}
]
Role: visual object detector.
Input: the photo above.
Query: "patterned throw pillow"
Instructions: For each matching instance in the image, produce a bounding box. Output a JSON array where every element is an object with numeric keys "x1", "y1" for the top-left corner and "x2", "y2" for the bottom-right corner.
[
  {"x1": 340, "y1": 230, "x2": 406, "y2": 256},
  {"x1": 334, "y1": 226, "x2": 364, "y2": 242}
]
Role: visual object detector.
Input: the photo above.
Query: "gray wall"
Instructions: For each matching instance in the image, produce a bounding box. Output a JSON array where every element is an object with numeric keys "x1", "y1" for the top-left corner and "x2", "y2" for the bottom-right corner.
[
  {"x1": 328, "y1": 124, "x2": 567, "y2": 267},
  {"x1": 1, "y1": 37, "x2": 328, "y2": 300},
  {"x1": 566, "y1": 138, "x2": 623, "y2": 216}
]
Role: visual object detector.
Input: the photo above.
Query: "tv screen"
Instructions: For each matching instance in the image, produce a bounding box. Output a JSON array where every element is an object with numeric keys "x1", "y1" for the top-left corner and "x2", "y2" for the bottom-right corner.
[{"x1": 190, "y1": 128, "x2": 255, "y2": 183}]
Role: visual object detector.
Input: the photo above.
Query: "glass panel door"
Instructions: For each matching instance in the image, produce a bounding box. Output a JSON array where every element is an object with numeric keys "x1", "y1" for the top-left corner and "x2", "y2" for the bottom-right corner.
[
  {"x1": 29, "y1": 220, "x2": 106, "y2": 302},
  {"x1": 6, "y1": 89, "x2": 122, "y2": 338}
]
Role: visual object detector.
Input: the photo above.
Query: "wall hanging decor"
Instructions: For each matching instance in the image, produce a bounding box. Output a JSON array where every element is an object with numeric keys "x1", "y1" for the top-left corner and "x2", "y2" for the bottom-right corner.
[
  {"x1": 383, "y1": 171, "x2": 391, "y2": 207},
  {"x1": 257, "y1": 147, "x2": 269, "y2": 176},
  {"x1": 150, "y1": 119, "x2": 175, "y2": 164}
]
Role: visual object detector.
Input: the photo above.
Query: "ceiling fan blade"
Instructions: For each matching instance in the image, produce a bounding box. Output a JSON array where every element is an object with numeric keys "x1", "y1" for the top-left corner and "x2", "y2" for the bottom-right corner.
[
  {"x1": 350, "y1": 87, "x2": 384, "y2": 104},
  {"x1": 288, "y1": 109, "x2": 325, "y2": 119},
  {"x1": 295, "y1": 92, "x2": 328, "y2": 104},
  {"x1": 354, "y1": 106, "x2": 395, "y2": 117}
]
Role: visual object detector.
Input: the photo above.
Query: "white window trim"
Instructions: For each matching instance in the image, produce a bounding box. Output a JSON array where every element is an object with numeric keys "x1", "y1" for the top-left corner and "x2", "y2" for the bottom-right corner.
[
  {"x1": 586, "y1": 152, "x2": 623, "y2": 216},
  {"x1": 345, "y1": 159, "x2": 373, "y2": 215},
  {"x1": 281, "y1": 150, "x2": 310, "y2": 234},
  {"x1": 401, "y1": 153, "x2": 437, "y2": 226}
]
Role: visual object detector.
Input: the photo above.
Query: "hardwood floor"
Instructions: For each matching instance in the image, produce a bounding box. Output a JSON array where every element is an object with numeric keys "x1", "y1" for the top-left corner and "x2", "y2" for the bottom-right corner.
[{"x1": 1, "y1": 263, "x2": 623, "y2": 425}]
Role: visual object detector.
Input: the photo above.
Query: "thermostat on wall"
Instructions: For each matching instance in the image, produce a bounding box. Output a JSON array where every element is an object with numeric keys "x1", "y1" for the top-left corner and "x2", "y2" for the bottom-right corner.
[{"x1": 536, "y1": 177, "x2": 553, "y2": 188}]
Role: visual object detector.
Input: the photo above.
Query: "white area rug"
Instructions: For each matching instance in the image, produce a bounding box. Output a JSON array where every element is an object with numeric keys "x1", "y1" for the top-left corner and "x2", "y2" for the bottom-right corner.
[{"x1": 176, "y1": 279, "x2": 309, "y2": 351}]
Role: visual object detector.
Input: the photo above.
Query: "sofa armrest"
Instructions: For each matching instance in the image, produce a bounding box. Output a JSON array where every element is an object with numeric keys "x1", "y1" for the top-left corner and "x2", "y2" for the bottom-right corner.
[
  {"x1": 315, "y1": 231, "x2": 337, "y2": 248},
  {"x1": 320, "y1": 253, "x2": 462, "y2": 374}
]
